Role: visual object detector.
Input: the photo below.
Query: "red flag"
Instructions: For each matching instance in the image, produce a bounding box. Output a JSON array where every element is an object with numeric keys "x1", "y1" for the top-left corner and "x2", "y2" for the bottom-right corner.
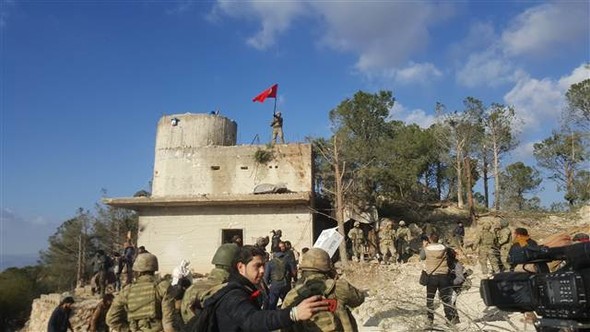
[{"x1": 252, "y1": 84, "x2": 278, "y2": 103}]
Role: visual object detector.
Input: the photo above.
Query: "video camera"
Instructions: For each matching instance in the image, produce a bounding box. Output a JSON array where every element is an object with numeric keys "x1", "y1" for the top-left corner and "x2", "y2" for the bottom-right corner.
[{"x1": 480, "y1": 242, "x2": 590, "y2": 331}]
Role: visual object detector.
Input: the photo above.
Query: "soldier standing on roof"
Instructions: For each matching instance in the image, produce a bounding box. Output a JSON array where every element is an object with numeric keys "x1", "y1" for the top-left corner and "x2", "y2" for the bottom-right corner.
[{"x1": 271, "y1": 111, "x2": 285, "y2": 144}]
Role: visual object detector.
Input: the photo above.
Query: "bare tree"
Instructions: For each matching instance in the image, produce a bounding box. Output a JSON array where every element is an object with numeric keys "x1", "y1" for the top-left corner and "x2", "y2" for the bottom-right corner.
[{"x1": 483, "y1": 104, "x2": 518, "y2": 211}]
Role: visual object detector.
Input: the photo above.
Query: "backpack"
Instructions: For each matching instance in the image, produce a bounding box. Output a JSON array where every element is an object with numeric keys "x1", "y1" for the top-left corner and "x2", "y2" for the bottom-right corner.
[
  {"x1": 183, "y1": 283, "x2": 240, "y2": 332},
  {"x1": 270, "y1": 256, "x2": 287, "y2": 282}
]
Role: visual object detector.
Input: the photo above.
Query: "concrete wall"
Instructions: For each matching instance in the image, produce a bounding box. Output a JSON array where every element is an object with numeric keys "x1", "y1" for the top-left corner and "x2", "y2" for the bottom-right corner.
[
  {"x1": 137, "y1": 204, "x2": 313, "y2": 275},
  {"x1": 156, "y1": 113, "x2": 237, "y2": 148},
  {"x1": 152, "y1": 143, "x2": 313, "y2": 197}
]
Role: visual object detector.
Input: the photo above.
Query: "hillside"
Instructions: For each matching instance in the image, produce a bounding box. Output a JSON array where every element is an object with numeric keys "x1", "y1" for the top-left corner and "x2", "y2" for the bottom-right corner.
[{"x1": 22, "y1": 206, "x2": 589, "y2": 332}]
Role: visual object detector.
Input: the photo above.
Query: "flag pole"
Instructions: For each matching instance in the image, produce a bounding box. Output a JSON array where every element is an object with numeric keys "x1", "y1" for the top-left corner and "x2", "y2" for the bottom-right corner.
[{"x1": 273, "y1": 96, "x2": 277, "y2": 115}]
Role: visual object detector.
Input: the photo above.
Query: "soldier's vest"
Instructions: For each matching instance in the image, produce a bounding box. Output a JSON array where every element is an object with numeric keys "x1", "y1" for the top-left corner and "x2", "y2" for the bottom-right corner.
[
  {"x1": 379, "y1": 229, "x2": 393, "y2": 245},
  {"x1": 282, "y1": 277, "x2": 357, "y2": 331},
  {"x1": 270, "y1": 256, "x2": 287, "y2": 282},
  {"x1": 480, "y1": 232, "x2": 496, "y2": 248},
  {"x1": 180, "y1": 278, "x2": 223, "y2": 323},
  {"x1": 126, "y1": 281, "x2": 162, "y2": 322}
]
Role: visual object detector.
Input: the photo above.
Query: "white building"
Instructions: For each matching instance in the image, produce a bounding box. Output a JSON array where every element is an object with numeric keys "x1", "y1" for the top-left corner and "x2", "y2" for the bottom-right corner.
[{"x1": 104, "y1": 113, "x2": 327, "y2": 274}]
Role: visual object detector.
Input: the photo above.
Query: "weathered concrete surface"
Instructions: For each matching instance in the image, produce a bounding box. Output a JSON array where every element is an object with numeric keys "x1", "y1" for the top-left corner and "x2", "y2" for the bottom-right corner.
[
  {"x1": 152, "y1": 143, "x2": 313, "y2": 197},
  {"x1": 156, "y1": 113, "x2": 237, "y2": 149},
  {"x1": 138, "y1": 203, "x2": 313, "y2": 275}
]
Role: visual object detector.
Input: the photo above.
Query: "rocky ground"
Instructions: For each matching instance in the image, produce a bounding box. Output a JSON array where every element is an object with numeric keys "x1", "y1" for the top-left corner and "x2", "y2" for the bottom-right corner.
[
  {"x1": 344, "y1": 205, "x2": 589, "y2": 332},
  {"x1": 22, "y1": 205, "x2": 589, "y2": 332}
]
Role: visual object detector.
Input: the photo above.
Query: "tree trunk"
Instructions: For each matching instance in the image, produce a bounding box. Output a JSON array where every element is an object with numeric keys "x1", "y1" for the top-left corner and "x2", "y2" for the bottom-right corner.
[
  {"x1": 482, "y1": 147, "x2": 489, "y2": 209},
  {"x1": 333, "y1": 136, "x2": 349, "y2": 265},
  {"x1": 77, "y1": 235, "x2": 83, "y2": 288},
  {"x1": 465, "y1": 157, "x2": 476, "y2": 224},
  {"x1": 456, "y1": 150, "x2": 464, "y2": 208},
  {"x1": 493, "y1": 140, "x2": 500, "y2": 211}
]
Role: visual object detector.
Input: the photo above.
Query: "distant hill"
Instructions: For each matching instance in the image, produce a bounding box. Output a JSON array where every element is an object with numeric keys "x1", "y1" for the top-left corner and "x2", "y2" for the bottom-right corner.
[{"x1": 1, "y1": 253, "x2": 39, "y2": 271}]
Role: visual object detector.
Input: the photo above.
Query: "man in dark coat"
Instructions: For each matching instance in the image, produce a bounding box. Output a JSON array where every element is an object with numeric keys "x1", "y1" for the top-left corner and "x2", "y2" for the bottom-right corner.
[
  {"x1": 205, "y1": 245, "x2": 328, "y2": 331},
  {"x1": 47, "y1": 295, "x2": 75, "y2": 332}
]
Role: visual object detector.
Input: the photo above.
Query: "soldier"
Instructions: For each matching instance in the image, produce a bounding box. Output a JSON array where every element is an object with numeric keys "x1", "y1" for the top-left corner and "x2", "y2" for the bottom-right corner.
[
  {"x1": 347, "y1": 221, "x2": 365, "y2": 262},
  {"x1": 203, "y1": 245, "x2": 329, "y2": 331},
  {"x1": 181, "y1": 243, "x2": 240, "y2": 324},
  {"x1": 452, "y1": 222, "x2": 465, "y2": 247},
  {"x1": 264, "y1": 241, "x2": 297, "y2": 310},
  {"x1": 395, "y1": 220, "x2": 411, "y2": 263},
  {"x1": 378, "y1": 222, "x2": 396, "y2": 264},
  {"x1": 473, "y1": 223, "x2": 500, "y2": 276},
  {"x1": 106, "y1": 253, "x2": 175, "y2": 332},
  {"x1": 271, "y1": 112, "x2": 285, "y2": 144},
  {"x1": 281, "y1": 247, "x2": 365, "y2": 332},
  {"x1": 495, "y1": 219, "x2": 512, "y2": 272}
]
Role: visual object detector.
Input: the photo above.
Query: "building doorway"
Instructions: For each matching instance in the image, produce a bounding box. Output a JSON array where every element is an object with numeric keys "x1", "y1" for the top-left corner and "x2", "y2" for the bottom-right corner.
[{"x1": 222, "y1": 229, "x2": 243, "y2": 245}]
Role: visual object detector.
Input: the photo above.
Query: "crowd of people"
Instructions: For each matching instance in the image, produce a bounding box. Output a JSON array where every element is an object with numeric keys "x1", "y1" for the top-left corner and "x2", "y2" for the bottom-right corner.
[{"x1": 48, "y1": 222, "x2": 589, "y2": 332}]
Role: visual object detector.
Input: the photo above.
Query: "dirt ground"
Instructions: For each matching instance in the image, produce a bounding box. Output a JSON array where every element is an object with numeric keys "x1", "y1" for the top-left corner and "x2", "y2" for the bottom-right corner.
[{"x1": 342, "y1": 205, "x2": 589, "y2": 332}]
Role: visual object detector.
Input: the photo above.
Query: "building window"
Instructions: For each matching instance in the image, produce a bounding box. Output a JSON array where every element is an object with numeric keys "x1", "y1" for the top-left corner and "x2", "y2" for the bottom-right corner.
[
  {"x1": 240, "y1": 166, "x2": 249, "y2": 170},
  {"x1": 222, "y1": 229, "x2": 243, "y2": 245},
  {"x1": 211, "y1": 166, "x2": 220, "y2": 170}
]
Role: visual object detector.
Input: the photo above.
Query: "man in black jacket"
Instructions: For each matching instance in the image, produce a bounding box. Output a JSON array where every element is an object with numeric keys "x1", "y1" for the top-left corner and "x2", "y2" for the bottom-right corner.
[
  {"x1": 47, "y1": 294, "x2": 75, "y2": 332},
  {"x1": 207, "y1": 245, "x2": 328, "y2": 331}
]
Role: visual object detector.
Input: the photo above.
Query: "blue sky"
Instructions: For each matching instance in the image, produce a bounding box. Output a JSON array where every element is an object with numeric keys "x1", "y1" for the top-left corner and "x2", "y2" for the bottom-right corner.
[{"x1": 1, "y1": 1, "x2": 589, "y2": 261}]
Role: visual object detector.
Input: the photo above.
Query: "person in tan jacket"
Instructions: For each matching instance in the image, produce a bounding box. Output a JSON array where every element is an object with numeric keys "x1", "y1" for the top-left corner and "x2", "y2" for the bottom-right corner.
[{"x1": 419, "y1": 233, "x2": 459, "y2": 325}]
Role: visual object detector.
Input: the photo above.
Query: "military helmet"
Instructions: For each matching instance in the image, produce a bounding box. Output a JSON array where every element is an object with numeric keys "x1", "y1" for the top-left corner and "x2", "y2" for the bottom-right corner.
[
  {"x1": 500, "y1": 219, "x2": 509, "y2": 228},
  {"x1": 133, "y1": 253, "x2": 159, "y2": 272},
  {"x1": 399, "y1": 220, "x2": 406, "y2": 226},
  {"x1": 211, "y1": 243, "x2": 240, "y2": 267},
  {"x1": 354, "y1": 221, "x2": 360, "y2": 227},
  {"x1": 299, "y1": 248, "x2": 332, "y2": 273}
]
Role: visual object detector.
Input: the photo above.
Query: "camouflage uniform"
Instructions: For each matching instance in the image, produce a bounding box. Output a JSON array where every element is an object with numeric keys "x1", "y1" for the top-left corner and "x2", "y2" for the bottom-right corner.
[
  {"x1": 180, "y1": 243, "x2": 239, "y2": 323},
  {"x1": 395, "y1": 221, "x2": 411, "y2": 263},
  {"x1": 271, "y1": 112, "x2": 285, "y2": 144},
  {"x1": 106, "y1": 253, "x2": 175, "y2": 332},
  {"x1": 495, "y1": 220, "x2": 512, "y2": 272},
  {"x1": 347, "y1": 222, "x2": 365, "y2": 261},
  {"x1": 474, "y1": 224, "x2": 500, "y2": 275},
  {"x1": 378, "y1": 224, "x2": 396, "y2": 263},
  {"x1": 281, "y1": 248, "x2": 365, "y2": 332}
]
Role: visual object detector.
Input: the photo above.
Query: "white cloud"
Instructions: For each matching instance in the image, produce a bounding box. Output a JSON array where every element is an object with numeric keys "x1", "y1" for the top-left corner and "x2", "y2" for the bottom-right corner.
[
  {"x1": 456, "y1": 46, "x2": 516, "y2": 88},
  {"x1": 388, "y1": 102, "x2": 435, "y2": 128},
  {"x1": 394, "y1": 62, "x2": 443, "y2": 85},
  {"x1": 512, "y1": 141, "x2": 536, "y2": 161},
  {"x1": 501, "y1": 2, "x2": 589, "y2": 58},
  {"x1": 313, "y1": 2, "x2": 446, "y2": 72},
  {"x1": 558, "y1": 63, "x2": 590, "y2": 90},
  {"x1": 210, "y1": 1, "x2": 305, "y2": 50},
  {"x1": 504, "y1": 64, "x2": 590, "y2": 133},
  {"x1": 211, "y1": 1, "x2": 454, "y2": 78}
]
